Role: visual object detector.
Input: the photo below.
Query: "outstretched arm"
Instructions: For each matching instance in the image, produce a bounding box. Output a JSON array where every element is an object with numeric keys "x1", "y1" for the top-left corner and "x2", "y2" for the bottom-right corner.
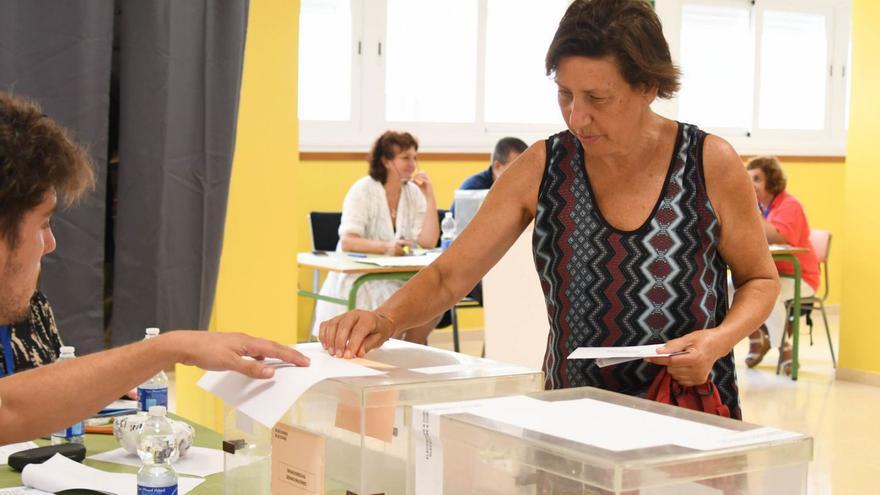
[{"x1": 0, "y1": 331, "x2": 309, "y2": 444}]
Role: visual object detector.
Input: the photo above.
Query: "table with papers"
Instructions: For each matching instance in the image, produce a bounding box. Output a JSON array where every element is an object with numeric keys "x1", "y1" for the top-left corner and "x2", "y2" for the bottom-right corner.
[
  {"x1": 0, "y1": 414, "x2": 225, "y2": 494},
  {"x1": 297, "y1": 251, "x2": 440, "y2": 309}
]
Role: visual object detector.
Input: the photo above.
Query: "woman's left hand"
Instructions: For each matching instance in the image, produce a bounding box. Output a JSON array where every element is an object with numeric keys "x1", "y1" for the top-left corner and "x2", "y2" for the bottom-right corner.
[
  {"x1": 644, "y1": 329, "x2": 728, "y2": 386},
  {"x1": 413, "y1": 171, "x2": 433, "y2": 197}
]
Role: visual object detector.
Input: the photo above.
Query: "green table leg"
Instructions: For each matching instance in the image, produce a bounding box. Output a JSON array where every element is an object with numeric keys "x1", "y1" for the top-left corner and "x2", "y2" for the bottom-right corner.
[
  {"x1": 347, "y1": 271, "x2": 416, "y2": 310},
  {"x1": 772, "y1": 253, "x2": 801, "y2": 381}
]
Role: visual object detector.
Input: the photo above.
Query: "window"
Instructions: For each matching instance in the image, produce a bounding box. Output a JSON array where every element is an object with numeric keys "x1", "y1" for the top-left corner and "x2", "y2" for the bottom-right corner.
[
  {"x1": 298, "y1": 0, "x2": 353, "y2": 122},
  {"x1": 298, "y1": 0, "x2": 569, "y2": 152},
  {"x1": 484, "y1": 0, "x2": 569, "y2": 125},
  {"x1": 677, "y1": 4, "x2": 753, "y2": 131},
  {"x1": 385, "y1": 0, "x2": 478, "y2": 123},
  {"x1": 666, "y1": 0, "x2": 851, "y2": 156},
  {"x1": 299, "y1": 0, "x2": 851, "y2": 156}
]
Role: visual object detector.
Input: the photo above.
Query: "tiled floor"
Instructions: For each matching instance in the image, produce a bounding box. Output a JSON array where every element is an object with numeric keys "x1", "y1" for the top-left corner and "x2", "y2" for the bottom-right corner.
[{"x1": 431, "y1": 311, "x2": 879, "y2": 495}]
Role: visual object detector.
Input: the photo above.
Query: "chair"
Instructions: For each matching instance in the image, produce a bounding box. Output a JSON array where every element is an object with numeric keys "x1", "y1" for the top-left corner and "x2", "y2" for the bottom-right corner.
[
  {"x1": 435, "y1": 209, "x2": 482, "y2": 353},
  {"x1": 307, "y1": 212, "x2": 342, "y2": 340},
  {"x1": 788, "y1": 229, "x2": 836, "y2": 368},
  {"x1": 308, "y1": 211, "x2": 342, "y2": 252}
]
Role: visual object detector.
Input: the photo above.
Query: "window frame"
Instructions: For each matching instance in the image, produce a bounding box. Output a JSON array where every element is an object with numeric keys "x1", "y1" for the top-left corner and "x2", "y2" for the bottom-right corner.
[
  {"x1": 298, "y1": 0, "x2": 566, "y2": 153},
  {"x1": 659, "y1": 0, "x2": 851, "y2": 156},
  {"x1": 299, "y1": 0, "x2": 852, "y2": 157}
]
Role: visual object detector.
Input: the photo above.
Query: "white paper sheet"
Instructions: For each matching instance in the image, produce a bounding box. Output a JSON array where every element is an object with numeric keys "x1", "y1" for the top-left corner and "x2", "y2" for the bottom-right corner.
[
  {"x1": 21, "y1": 454, "x2": 204, "y2": 495},
  {"x1": 0, "y1": 487, "x2": 52, "y2": 495},
  {"x1": 197, "y1": 343, "x2": 385, "y2": 428},
  {"x1": 351, "y1": 252, "x2": 440, "y2": 267},
  {"x1": 464, "y1": 396, "x2": 801, "y2": 452},
  {"x1": 0, "y1": 441, "x2": 38, "y2": 465},
  {"x1": 568, "y1": 344, "x2": 685, "y2": 361},
  {"x1": 89, "y1": 446, "x2": 224, "y2": 477}
]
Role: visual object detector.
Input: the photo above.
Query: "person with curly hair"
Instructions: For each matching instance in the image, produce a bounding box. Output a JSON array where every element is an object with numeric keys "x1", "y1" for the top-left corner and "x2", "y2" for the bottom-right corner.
[
  {"x1": 0, "y1": 91, "x2": 309, "y2": 445},
  {"x1": 741, "y1": 156, "x2": 819, "y2": 374}
]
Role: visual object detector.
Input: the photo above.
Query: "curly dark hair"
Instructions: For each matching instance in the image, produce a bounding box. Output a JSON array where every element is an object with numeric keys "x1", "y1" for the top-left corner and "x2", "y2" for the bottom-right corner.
[
  {"x1": 746, "y1": 156, "x2": 787, "y2": 195},
  {"x1": 368, "y1": 131, "x2": 418, "y2": 184},
  {"x1": 546, "y1": 0, "x2": 680, "y2": 99},
  {"x1": 0, "y1": 92, "x2": 95, "y2": 248}
]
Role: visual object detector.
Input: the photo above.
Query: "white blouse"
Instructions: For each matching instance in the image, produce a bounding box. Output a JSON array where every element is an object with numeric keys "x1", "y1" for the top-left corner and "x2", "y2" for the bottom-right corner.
[{"x1": 311, "y1": 176, "x2": 427, "y2": 335}]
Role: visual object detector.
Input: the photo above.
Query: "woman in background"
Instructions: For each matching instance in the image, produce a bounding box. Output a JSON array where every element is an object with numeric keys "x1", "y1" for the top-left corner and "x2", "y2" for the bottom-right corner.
[
  {"x1": 743, "y1": 156, "x2": 819, "y2": 374},
  {"x1": 311, "y1": 131, "x2": 441, "y2": 343}
]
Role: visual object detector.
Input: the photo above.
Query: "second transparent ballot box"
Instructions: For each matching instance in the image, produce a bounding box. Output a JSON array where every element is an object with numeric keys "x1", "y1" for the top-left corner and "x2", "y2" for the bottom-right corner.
[
  {"x1": 222, "y1": 340, "x2": 544, "y2": 495},
  {"x1": 416, "y1": 387, "x2": 812, "y2": 495}
]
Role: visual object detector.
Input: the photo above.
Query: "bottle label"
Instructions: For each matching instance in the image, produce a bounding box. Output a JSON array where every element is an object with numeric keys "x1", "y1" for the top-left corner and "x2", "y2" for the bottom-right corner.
[
  {"x1": 137, "y1": 484, "x2": 178, "y2": 495},
  {"x1": 54, "y1": 422, "x2": 84, "y2": 440},
  {"x1": 65, "y1": 422, "x2": 84, "y2": 438},
  {"x1": 440, "y1": 238, "x2": 453, "y2": 250},
  {"x1": 138, "y1": 387, "x2": 169, "y2": 411}
]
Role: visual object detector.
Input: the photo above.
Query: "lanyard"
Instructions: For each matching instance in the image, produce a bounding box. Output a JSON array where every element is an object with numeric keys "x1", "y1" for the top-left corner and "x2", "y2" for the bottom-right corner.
[
  {"x1": 0, "y1": 325, "x2": 14, "y2": 377},
  {"x1": 761, "y1": 194, "x2": 778, "y2": 219}
]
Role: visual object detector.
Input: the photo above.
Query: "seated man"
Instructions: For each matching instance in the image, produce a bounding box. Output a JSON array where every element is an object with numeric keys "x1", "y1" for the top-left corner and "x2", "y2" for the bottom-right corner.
[
  {"x1": 447, "y1": 137, "x2": 526, "y2": 307},
  {"x1": 0, "y1": 91, "x2": 309, "y2": 445},
  {"x1": 450, "y1": 137, "x2": 528, "y2": 216},
  {"x1": 0, "y1": 291, "x2": 62, "y2": 376},
  {"x1": 743, "y1": 156, "x2": 820, "y2": 374}
]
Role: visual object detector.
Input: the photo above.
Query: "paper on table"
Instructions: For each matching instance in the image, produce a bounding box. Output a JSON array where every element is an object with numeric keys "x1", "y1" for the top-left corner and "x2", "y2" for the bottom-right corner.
[
  {"x1": 89, "y1": 446, "x2": 224, "y2": 477},
  {"x1": 21, "y1": 453, "x2": 204, "y2": 495},
  {"x1": 568, "y1": 344, "x2": 685, "y2": 361},
  {"x1": 0, "y1": 441, "x2": 38, "y2": 464},
  {"x1": 352, "y1": 252, "x2": 440, "y2": 267},
  {"x1": 197, "y1": 343, "x2": 385, "y2": 428},
  {"x1": 0, "y1": 487, "x2": 52, "y2": 495}
]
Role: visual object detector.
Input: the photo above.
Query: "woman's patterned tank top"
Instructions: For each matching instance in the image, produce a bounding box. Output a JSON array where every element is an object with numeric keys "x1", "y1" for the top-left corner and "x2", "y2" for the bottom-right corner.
[{"x1": 532, "y1": 122, "x2": 741, "y2": 419}]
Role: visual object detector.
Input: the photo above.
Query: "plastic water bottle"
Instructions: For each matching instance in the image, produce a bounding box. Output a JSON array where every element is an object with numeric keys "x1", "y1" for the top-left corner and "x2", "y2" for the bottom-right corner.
[
  {"x1": 440, "y1": 211, "x2": 456, "y2": 250},
  {"x1": 137, "y1": 328, "x2": 168, "y2": 412},
  {"x1": 136, "y1": 406, "x2": 178, "y2": 495},
  {"x1": 51, "y1": 346, "x2": 84, "y2": 445}
]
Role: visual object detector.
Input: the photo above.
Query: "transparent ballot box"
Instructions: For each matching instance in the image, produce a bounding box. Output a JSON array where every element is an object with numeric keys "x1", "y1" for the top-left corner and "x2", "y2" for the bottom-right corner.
[
  {"x1": 222, "y1": 340, "x2": 543, "y2": 495},
  {"x1": 419, "y1": 387, "x2": 812, "y2": 495}
]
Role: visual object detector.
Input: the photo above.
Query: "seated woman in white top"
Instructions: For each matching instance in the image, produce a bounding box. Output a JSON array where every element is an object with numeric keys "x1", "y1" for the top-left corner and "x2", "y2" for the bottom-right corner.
[{"x1": 312, "y1": 131, "x2": 441, "y2": 344}]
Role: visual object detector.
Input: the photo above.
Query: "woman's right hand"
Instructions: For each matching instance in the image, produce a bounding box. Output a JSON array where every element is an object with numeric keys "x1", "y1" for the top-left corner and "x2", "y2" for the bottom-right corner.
[
  {"x1": 385, "y1": 239, "x2": 414, "y2": 256},
  {"x1": 319, "y1": 310, "x2": 396, "y2": 358}
]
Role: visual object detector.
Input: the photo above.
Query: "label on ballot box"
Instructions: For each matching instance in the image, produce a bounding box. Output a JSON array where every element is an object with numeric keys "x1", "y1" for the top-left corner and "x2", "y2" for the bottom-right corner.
[{"x1": 271, "y1": 422, "x2": 324, "y2": 495}]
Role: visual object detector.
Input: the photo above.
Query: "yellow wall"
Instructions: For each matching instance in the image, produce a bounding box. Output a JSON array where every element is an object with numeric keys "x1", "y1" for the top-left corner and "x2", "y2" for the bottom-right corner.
[
  {"x1": 779, "y1": 160, "x2": 845, "y2": 305},
  {"x1": 839, "y1": 0, "x2": 880, "y2": 375},
  {"x1": 176, "y1": 0, "x2": 301, "y2": 429}
]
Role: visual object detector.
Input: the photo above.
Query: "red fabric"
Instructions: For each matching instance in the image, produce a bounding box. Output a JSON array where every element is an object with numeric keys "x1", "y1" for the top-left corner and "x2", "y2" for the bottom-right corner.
[
  {"x1": 647, "y1": 368, "x2": 731, "y2": 418},
  {"x1": 766, "y1": 191, "x2": 820, "y2": 291}
]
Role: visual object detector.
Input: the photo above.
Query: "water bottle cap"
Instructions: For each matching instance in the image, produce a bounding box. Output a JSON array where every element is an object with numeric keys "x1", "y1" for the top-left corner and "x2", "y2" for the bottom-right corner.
[
  {"x1": 148, "y1": 405, "x2": 167, "y2": 416},
  {"x1": 60, "y1": 346, "x2": 75, "y2": 354},
  {"x1": 444, "y1": 211, "x2": 453, "y2": 218},
  {"x1": 145, "y1": 327, "x2": 161, "y2": 336}
]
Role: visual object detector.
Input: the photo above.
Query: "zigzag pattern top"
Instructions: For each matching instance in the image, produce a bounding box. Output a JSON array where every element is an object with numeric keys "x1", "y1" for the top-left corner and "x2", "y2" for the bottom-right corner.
[{"x1": 532, "y1": 123, "x2": 741, "y2": 419}]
